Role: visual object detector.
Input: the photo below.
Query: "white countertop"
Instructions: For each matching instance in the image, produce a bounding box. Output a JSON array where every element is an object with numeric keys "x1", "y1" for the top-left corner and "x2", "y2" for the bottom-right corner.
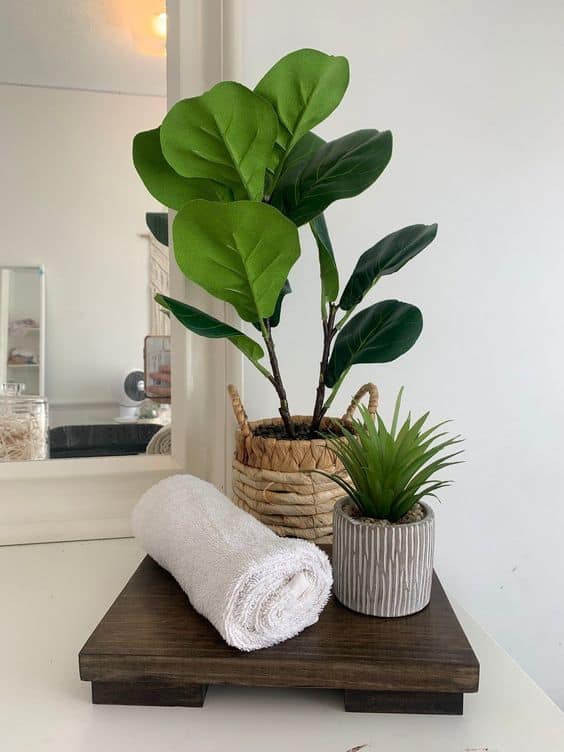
[{"x1": 1, "y1": 537, "x2": 562, "y2": 751}]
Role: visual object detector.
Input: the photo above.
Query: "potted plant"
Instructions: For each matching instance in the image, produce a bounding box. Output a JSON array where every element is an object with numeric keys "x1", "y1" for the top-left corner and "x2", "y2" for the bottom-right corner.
[
  {"x1": 132, "y1": 48, "x2": 439, "y2": 541},
  {"x1": 323, "y1": 389, "x2": 462, "y2": 617}
]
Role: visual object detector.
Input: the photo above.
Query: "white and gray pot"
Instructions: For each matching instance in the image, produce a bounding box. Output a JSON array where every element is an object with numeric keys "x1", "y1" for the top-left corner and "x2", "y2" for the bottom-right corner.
[{"x1": 332, "y1": 498, "x2": 435, "y2": 617}]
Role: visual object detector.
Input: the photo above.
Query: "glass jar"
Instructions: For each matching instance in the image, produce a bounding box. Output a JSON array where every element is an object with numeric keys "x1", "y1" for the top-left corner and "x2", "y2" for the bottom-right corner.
[{"x1": 0, "y1": 383, "x2": 49, "y2": 462}]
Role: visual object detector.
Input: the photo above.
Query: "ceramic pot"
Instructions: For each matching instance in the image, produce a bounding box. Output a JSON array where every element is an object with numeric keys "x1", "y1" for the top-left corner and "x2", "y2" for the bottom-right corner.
[{"x1": 332, "y1": 498, "x2": 435, "y2": 617}]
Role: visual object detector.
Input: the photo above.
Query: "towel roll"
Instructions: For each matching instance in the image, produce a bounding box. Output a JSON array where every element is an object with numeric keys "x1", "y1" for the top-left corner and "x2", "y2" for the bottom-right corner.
[{"x1": 132, "y1": 474, "x2": 332, "y2": 651}]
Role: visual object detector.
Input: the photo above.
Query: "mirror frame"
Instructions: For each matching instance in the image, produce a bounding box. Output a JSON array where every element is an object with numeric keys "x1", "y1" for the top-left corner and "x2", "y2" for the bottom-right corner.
[{"x1": 0, "y1": 0, "x2": 243, "y2": 545}]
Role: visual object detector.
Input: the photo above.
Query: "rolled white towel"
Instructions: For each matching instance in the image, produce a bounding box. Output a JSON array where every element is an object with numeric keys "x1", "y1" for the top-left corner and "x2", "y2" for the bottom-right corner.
[{"x1": 132, "y1": 474, "x2": 332, "y2": 651}]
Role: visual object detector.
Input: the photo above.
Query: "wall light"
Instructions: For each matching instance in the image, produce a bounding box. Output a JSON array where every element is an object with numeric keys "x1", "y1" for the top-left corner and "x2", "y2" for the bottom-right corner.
[
  {"x1": 152, "y1": 12, "x2": 167, "y2": 41},
  {"x1": 103, "y1": 1, "x2": 167, "y2": 57}
]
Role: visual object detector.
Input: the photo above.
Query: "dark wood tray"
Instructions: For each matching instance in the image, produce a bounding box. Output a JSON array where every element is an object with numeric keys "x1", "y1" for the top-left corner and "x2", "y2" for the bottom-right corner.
[{"x1": 79, "y1": 553, "x2": 479, "y2": 715}]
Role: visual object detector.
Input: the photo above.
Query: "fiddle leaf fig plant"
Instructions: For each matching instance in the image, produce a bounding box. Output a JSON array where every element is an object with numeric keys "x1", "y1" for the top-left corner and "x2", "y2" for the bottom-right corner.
[{"x1": 133, "y1": 47, "x2": 440, "y2": 438}]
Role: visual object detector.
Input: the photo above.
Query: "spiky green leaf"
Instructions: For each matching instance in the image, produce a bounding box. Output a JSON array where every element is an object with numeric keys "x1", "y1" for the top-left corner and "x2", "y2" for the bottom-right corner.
[{"x1": 323, "y1": 394, "x2": 463, "y2": 520}]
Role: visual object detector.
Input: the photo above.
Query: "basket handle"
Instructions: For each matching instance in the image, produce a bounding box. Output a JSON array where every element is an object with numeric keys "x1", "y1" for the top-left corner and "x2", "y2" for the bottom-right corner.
[
  {"x1": 342, "y1": 383, "x2": 379, "y2": 423},
  {"x1": 227, "y1": 384, "x2": 252, "y2": 438}
]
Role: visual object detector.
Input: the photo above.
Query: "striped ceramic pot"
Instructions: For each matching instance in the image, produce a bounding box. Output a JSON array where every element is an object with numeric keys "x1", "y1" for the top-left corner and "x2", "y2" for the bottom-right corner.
[{"x1": 332, "y1": 498, "x2": 435, "y2": 617}]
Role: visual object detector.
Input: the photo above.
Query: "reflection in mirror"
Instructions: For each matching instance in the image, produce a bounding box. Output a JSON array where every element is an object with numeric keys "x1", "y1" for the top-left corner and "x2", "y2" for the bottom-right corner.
[
  {"x1": 0, "y1": 1, "x2": 171, "y2": 461},
  {"x1": 0, "y1": 266, "x2": 45, "y2": 395}
]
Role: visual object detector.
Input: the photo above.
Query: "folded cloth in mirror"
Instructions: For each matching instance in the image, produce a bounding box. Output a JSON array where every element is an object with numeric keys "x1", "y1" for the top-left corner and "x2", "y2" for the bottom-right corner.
[
  {"x1": 7, "y1": 348, "x2": 38, "y2": 365},
  {"x1": 132, "y1": 474, "x2": 332, "y2": 651}
]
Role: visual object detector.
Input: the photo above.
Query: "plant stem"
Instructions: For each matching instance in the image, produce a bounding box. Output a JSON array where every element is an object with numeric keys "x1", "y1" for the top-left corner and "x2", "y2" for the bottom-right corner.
[
  {"x1": 336, "y1": 275, "x2": 381, "y2": 331},
  {"x1": 310, "y1": 304, "x2": 338, "y2": 435},
  {"x1": 320, "y1": 368, "x2": 350, "y2": 419},
  {"x1": 335, "y1": 306, "x2": 354, "y2": 331},
  {"x1": 317, "y1": 276, "x2": 383, "y2": 425},
  {"x1": 260, "y1": 320, "x2": 296, "y2": 438}
]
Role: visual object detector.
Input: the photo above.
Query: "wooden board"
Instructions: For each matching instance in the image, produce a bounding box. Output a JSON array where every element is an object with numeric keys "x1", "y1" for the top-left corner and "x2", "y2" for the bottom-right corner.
[{"x1": 79, "y1": 553, "x2": 479, "y2": 715}]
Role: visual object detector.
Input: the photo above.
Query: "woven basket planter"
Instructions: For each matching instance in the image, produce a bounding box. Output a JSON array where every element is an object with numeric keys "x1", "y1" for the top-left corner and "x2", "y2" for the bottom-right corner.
[{"x1": 228, "y1": 383, "x2": 378, "y2": 544}]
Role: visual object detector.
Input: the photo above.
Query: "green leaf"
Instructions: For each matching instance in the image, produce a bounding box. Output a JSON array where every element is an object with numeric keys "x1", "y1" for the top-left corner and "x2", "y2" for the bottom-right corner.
[
  {"x1": 279, "y1": 131, "x2": 325, "y2": 175},
  {"x1": 252, "y1": 279, "x2": 291, "y2": 330},
  {"x1": 268, "y1": 278, "x2": 292, "y2": 327},
  {"x1": 313, "y1": 469, "x2": 363, "y2": 509},
  {"x1": 340, "y1": 224, "x2": 438, "y2": 311},
  {"x1": 326, "y1": 300, "x2": 423, "y2": 387},
  {"x1": 132, "y1": 127, "x2": 231, "y2": 210},
  {"x1": 255, "y1": 48, "x2": 349, "y2": 177},
  {"x1": 160, "y1": 82, "x2": 278, "y2": 201},
  {"x1": 274, "y1": 133, "x2": 339, "y2": 305},
  {"x1": 390, "y1": 386, "x2": 404, "y2": 439},
  {"x1": 310, "y1": 214, "x2": 339, "y2": 303},
  {"x1": 173, "y1": 200, "x2": 300, "y2": 323},
  {"x1": 325, "y1": 390, "x2": 462, "y2": 520},
  {"x1": 155, "y1": 294, "x2": 266, "y2": 368},
  {"x1": 267, "y1": 129, "x2": 323, "y2": 202},
  {"x1": 146, "y1": 212, "x2": 168, "y2": 246},
  {"x1": 271, "y1": 129, "x2": 393, "y2": 226}
]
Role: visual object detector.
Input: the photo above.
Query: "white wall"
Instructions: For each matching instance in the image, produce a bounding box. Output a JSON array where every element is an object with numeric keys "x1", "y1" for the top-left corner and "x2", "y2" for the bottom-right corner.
[
  {"x1": 1, "y1": 84, "x2": 166, "y2": 423},
  {"x1": 238, "y1": 0, "x2": 564, "y2": 705},
  {"x1": 0, "y1": 0, "x2": 166, "y2": 95}
]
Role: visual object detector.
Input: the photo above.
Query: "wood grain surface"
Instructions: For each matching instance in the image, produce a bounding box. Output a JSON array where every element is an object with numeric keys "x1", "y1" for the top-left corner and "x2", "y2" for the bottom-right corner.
[{"x1": 79, "y1": 551, "x2": 479, "y2": 713}]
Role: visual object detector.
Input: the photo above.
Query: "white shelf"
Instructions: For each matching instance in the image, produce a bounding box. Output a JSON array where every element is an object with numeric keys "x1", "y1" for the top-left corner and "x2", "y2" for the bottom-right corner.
[{"x1": 7, "y1": 363, "x2": 40, "y2": 368}]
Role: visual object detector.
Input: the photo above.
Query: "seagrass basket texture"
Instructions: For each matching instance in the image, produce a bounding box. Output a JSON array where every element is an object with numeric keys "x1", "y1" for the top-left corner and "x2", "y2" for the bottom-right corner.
[{"x1": 228, "y1": 383, "x2": 378, "y2": 544}]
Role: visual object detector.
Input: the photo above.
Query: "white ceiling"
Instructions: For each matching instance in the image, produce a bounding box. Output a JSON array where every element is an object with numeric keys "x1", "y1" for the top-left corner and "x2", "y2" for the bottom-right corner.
[{"x1": 0, "y1": 0, "x2": 166, "y2": 96}]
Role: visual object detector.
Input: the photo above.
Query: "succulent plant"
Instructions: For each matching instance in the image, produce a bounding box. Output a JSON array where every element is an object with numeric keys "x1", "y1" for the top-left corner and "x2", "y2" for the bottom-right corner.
[{"x1": 319, "y1": 389, "x2": 463, "y2": 521}]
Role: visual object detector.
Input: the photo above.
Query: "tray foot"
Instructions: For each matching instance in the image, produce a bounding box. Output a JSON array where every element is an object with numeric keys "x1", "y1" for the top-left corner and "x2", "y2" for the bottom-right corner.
[
  {"x1": 344, "y1": 689, "x2": 464, "y2": 715},
  {"x1": 91, "y1": 680, "x2": 208, "y2": 707}
]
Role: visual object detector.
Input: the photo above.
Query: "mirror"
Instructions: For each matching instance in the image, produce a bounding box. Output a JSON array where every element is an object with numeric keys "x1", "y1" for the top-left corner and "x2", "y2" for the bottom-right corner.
[
  {"x1": 0, "y1": 1, "x2": 171, "y2": 461},
  {"x1": 0, "y1": 266, "x2": 45, "y2": 396}
]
